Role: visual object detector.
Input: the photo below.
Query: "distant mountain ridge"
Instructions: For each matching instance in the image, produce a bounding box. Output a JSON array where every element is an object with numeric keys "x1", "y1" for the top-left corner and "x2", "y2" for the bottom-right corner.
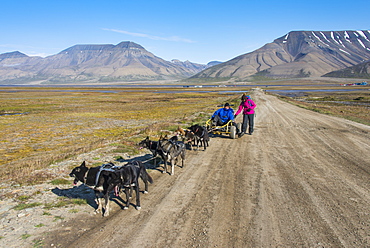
[
  {"x1": 323, "y1": 60, "x2": 370, "y2": 79},
  {"x1": 0, "y1": 42, "x2": 210, "y2": 83},
  {"x1": 206, "y1": 61, "x2": 223, "y2": 67},
  {"x1": 0, "y1": 51, "x2": 43, "y2": 81},
  {"x1": 171, "y1": 59, "x2": 207, "y2": 73},
  {"x1": 170, "y1": 60, "x2": 223, "y2": 72},
  {"x1": 0, "y1": 51, "x2": 29, "y2": 59},
  {"x1": 191, "y1": 30, "x2": 370, "y2": 80}
]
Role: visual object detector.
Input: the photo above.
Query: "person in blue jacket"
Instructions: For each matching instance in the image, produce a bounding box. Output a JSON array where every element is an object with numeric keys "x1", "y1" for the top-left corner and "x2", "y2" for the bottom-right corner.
[
  {"x1": 211, "y1": 103, "x2": 240, "y2": 135},
  {"x1": 211, "y1": 103, "x2": 235, "y2": 126}
]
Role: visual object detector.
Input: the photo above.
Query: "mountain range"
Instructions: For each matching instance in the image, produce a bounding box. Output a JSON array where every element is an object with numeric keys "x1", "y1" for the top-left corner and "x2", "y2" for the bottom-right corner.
[
  {"x1": 1, "y1": 30, "x2": 370, "y2": 84},
  {"x1": 191, "y1": 30, "x2": 370, "y2": 80},
  {"x1": 0, "y1": 42, "x2": 220, "y2": 83}
]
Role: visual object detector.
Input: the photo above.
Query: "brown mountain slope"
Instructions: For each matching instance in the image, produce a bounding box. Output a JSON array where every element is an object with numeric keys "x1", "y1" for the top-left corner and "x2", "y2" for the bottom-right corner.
[
  {"x1": 323, "y1": 60, "x2": 370, "y2": 79},
  {"x1": 0, "y1": 42, "x2": 202, "y2": 83},
  {"x1": 0, "y1": 51, "x2": 42, "y2": 81},
  {"x1": 192, "y1": 30, "x2": 370, "y2": 80}
]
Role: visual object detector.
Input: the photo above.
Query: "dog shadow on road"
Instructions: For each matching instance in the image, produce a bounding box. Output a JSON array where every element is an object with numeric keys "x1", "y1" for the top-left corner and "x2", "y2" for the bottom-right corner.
[
  {"x1": 52, "y1": 184, "x2": 98, "y2": 209},
  {"x1": 51, "y1": 185, "x2": 133, "y2": 211}
]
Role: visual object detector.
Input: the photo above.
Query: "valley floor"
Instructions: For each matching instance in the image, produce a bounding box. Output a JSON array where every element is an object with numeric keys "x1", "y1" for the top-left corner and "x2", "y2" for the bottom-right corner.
[{"x1": 40, "y1": 89, "x2": 370, "y2": 247}]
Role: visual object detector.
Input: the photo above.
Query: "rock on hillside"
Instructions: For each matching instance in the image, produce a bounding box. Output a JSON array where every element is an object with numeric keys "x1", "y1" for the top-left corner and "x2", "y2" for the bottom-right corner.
[{"x1": 191, "y1": 30, "x2": 370, "y2": 80}]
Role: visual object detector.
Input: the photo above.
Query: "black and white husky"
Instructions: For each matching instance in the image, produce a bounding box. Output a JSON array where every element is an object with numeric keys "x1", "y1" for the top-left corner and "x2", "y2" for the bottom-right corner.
[
  {"x1": 69, "y1": 161, "x2": 121, "y2": 216},
  {"x1": 158, "y1": 135, "x2": 186, "y2": 175}
]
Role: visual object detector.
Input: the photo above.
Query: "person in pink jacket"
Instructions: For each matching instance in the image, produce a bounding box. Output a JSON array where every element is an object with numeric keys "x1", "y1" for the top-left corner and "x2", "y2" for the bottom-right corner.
[{"x1": 234, "y1": 94, "x2": 256, "y2": 137}]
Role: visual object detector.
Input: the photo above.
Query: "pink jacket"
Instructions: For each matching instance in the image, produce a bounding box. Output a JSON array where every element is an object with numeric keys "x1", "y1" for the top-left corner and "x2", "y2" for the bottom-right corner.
[{"x1": 235, "y1": 99, "x2": 256, "y2": 115}]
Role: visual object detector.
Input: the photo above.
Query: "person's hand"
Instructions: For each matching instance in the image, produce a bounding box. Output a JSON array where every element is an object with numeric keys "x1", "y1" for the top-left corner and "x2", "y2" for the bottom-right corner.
[{"x1": 234, "y1": 114, "x2": 237, "y2": 118}]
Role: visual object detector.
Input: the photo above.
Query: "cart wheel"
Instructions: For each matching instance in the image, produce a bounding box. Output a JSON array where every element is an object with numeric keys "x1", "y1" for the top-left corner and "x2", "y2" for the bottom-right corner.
[{"x1": 230, "y1": 126, "x2": 236, "y2": 139}]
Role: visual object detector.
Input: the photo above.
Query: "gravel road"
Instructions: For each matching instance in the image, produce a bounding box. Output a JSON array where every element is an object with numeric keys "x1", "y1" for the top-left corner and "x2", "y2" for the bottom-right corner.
[{"x1": 43, "y1": 89, "x2": 370, "y2": 247}]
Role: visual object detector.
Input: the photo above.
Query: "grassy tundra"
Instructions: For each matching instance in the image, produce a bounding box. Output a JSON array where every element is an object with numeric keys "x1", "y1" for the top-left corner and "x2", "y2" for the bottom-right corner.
[
  {"x1": 273, "y1": 90, "x2": 370, "y2": 126},
  {"x1": 0, "y1": 87, "x2": 240, "y2": 185}
]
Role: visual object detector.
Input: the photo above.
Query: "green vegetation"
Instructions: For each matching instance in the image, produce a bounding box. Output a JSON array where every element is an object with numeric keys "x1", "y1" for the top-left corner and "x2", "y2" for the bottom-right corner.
[
  {"x1": 44, "y1": 197, "x2": 88, "y2": 209},
  {"x1": 32, "y1": 239, "x2": 44, "y2": 248},
  {"x1": 21, "y1": 234, "x2": 31, "y2": 240},
  {"x1": 43, "y1": 199, "x2": 69, "y2": 209},
  {"x1": 17, "y1": 195, "x2": 32, "y2": 201},
  {"x1": 110, "y1": 142, "x2": 141, "y2": 155},
  {"x1": 113, "y1": 155, "x2": 124, "y2": 160},
  {"x1": 50, "y1": 178, "x2": 70, "y2": 185},
  {"x1": 34, "y1": 223, "x2": 45, "y2": 228},
  {"x1": 13, "y1": 202, "x2": 42, "y2": 210},
  {"x1": 53, "y1": 216, "x2": 64, "y2": 222},
  {"x1": 70, "y1": 198, "x2": 88, "y2": 205}
]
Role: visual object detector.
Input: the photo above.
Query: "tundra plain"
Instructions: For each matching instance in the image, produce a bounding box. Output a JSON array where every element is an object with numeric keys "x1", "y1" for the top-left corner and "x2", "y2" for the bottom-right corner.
[{"x1": 0, "y1": 81, "x2": 369, "y2": 247}]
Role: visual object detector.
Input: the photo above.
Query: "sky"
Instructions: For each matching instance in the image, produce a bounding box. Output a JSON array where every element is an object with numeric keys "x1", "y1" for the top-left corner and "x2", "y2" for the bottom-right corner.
[{"x1": 1, "y1": 0, "x2": 369, "y2": 64}]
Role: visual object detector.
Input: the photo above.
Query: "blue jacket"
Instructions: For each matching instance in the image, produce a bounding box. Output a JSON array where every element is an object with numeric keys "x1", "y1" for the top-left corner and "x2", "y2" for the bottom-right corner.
[{"x1": 212, "y1": 107, "x2": 235, "y2": 123}]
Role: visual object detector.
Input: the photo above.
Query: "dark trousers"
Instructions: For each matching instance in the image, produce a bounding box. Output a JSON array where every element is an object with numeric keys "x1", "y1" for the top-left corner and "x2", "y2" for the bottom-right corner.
[
  {"x1": 242, "y1": 114, "x2": 254, "y2": 134},
  {"x1": 212, "y1": 115, "x2": 225, "y2": 126}
]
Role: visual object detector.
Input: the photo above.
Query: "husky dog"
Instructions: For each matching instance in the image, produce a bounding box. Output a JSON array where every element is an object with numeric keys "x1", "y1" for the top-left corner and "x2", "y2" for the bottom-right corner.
[
  {"x1": 188, "y1": 124, "x2": 210, "y2": 150},
  {"x1": 69, "y1": 161, "x2": 121, "y2": 216},
  {"x1": 176, "y1": 126, "x2": 196, "y2": 150},
  {"x1": 139, "y1": 136, "x2": 163, "y2": 166},
  {"x1": 119, "y1": 161, "x2": 153, "y2": 210},
  {"x1": 158, "y1": 135, "x2": 186, "y2": 175}
]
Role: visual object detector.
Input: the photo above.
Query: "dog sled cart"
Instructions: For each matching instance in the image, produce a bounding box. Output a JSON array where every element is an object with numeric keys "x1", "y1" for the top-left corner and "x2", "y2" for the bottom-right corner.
[{"x1": 205, "y1": 119, "x2": 241, "y2": 139}]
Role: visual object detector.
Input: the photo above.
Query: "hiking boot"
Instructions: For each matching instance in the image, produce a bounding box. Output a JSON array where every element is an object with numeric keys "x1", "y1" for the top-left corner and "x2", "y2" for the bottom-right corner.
[{"x1": 238, "y1": 132, "x2": 245, "y2": 138}]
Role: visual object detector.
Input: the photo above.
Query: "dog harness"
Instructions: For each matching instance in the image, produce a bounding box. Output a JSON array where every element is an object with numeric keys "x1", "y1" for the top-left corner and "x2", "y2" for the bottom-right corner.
[
  {"x1": 94, "y1": 163, "x2": 119, "y2": 187},
  {"x1": 194, "y1": 127, "x2": 206, "y2": 138},
  {"x1": 82, "y1": 168, "x2": 91, "y2": 184}
]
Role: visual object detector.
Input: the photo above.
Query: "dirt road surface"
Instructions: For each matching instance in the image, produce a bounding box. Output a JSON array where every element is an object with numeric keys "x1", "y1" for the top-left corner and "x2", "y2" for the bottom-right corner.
[{"x1": 45, "y1": 89, "x2": 370, "y2": 248}]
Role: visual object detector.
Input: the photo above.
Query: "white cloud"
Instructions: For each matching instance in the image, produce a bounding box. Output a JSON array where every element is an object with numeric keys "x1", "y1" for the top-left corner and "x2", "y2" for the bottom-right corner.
[{"x1": 102, "y1": 28, "x2": 196, "y2": 43}]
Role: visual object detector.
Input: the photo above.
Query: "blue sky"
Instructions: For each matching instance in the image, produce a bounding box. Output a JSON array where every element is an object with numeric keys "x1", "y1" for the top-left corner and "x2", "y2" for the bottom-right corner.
[{"x1": 1, "y1": 0, "x2": 369, "y2": 64}]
